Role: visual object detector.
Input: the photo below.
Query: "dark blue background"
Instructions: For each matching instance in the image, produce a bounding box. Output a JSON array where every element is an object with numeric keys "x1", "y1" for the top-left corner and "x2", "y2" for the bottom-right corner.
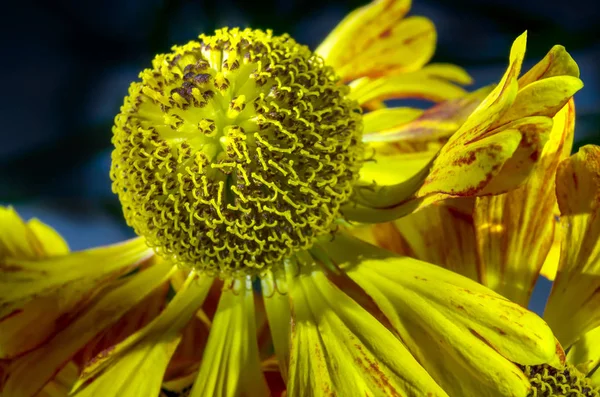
[{"x1": 1, "y1": 0, "x2": 599, "y2": 314}]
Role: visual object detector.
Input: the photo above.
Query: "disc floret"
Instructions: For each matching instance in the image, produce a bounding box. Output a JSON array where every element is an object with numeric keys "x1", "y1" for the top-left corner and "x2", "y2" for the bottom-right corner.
[
  {"x1": 523, "y1": 364, "x2": 599, "y2": 396},
  {"x1": 111, "y1": 28, "x2": 363, "y2": 277}
]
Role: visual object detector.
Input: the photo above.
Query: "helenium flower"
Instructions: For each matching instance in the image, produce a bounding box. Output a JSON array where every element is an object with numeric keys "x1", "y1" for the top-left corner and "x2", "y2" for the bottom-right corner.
[{"x1": 0, "y1": 0, "x2": 586, "y2": 396}]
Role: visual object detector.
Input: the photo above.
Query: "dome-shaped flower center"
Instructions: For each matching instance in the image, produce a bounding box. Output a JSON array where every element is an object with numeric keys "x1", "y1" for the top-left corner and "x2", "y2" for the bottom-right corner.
[{"x1": 111, "y1": 28, "x2": 364, "y2": 277}]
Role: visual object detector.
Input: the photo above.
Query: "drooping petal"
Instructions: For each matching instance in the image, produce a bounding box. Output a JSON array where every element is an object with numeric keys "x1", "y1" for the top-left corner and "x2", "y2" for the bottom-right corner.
[
  {"x1": 70, "y1": 273, "x2": 213, "y2": 397},
  {"x1": 321, "y1": 233, "x2": 562, "y2": 397},
  {"x1": 567, "y1": 325, "x2": 600, "y2": 384},
  {"x1": 189, "y1": 278, "x2": 268, "y2": 397},
  {"x1": 349, "y1": 64, "x2": 470, "y2": 106},
  {"x1": 0, "y1": 259, "x2": 174, "y2": 397},
  {"x1": 285, "y1": 262, "x2": 448, "y2": 397},
  {"x1": 74, "y1": 279, "x2": 170, "y2": 369},
  {"x1": 316, "y1": 0, "x2": 437, "y2": 82},
  {"x1": 161, "y1": 305, "x2": 213, "y2": 397},
  {"x1": 472, "y1": 99, "x2": 575, "y2": 306},
  {"x1": 261, "y1": 270, "x2": 291, "y2": 382},
  {"x1": 0, "y1": 237, "x2": 154, "y2": 360},
  {"x1": 344, "y1": 32, "x2": 583, "y2": 223},
  {"x1": 0, "y1": 237, "x2": 153, "y2": 319},
  {"x1": 544, "y1": 145, "x2": 600, "y2": 348}
]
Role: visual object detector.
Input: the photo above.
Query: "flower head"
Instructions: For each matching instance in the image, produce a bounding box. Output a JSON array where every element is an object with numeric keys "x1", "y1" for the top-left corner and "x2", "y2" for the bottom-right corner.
[{"x1": 111, "y1": 28, "x2": 364, "y2": 276}]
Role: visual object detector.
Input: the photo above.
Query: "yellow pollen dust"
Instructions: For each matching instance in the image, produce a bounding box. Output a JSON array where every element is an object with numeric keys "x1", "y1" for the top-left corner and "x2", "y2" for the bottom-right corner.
[{"x1": 110, "y1": 27, "x2": 364, "y2": 277}]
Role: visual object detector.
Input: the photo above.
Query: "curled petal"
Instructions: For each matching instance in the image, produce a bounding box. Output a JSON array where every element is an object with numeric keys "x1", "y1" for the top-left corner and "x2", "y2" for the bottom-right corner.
[
  {"x1": 344, "y1": 32, "x2": 582, "y2": 223},
  {"x1": 518, "y1": 45, "x2": 580, "y2": 86},
  {"x1": 359, "y1": 87, "x2": 492, "y2": 188},
  {"x1": 25, "y1": 218, "x2": 69, "y2": 257}
]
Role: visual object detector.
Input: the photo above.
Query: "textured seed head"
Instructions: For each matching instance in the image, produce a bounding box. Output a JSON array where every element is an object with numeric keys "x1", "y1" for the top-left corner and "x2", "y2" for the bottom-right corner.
[
  {"x1": 522, "y1": 364, "x2": 599, "y2": 397},
  {"x1": 110, "y1": 28, "x2": 364, "y2": 277}
]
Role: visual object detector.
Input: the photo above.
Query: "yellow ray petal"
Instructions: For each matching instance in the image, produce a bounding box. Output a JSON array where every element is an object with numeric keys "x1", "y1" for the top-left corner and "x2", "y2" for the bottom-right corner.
[
  {"x1": 359, "y1": 149, "x2": 438, "y2": 186},
  {"x1": 362, "y1": 108, "x2": 423, "y2": 136},
  {"x1": 0, "y1": 237, "x2": 154, "y2": 360},
  {"x1": 0, "y1": 259, "x2": 173, "y2": 397},
  {"x1": 0, "y1": 237, "x2": 152, "y2": 318},
  {"x1": 75, "y1": 280, "x2": 170, "y2": 367},
  {"x1": 317, "y1": 0, "x2": 411, "y2": 59},
  {"x1": 26, "y1": 218, "x2": 69, "y2": 256},
  {"x1": 518, "y1": 45, "x2": 580, "y2": 87},
  {"x1": 349, "y1": 64, "x2": 469, "y2": 105},
  {"x1": 70, "y1": 273, "x2": 213, "y2": 397},
  {"x1": 286, "y1": 263, "x2": 448, "y2": 397},
  {"x1": 344, "y1": 32, "x2": 582, "y2": 223},
  {"x1": 492, "y1": 75, "x2": 582, "y2": 127},
  {"x1": 320, "y1": 233, "x2": 562, "y2": 396},
  {"x1": 544, "y1": 145, "x2": 600, "y2": 348},
  {"x1": 163, "y1": 316, "x2": 210, "y2": 387},
  {"x1": 261, "y1": 270, "x2": 291, "y2": 382},
  {"x1": 189, "y1": 278, "x2": 268, "y2": 397},
  {"x1": 567, "y1": 325, "x2": 600, "y2": 381},
  {"x1": 344, "y1": 33, "x2": 527, "y2": 222},
  {"x1": 362, "y1": 85, "x2": 492, "y2": 144},
  {"x1": 472, "y1": 99, "x2": 575, "y2": 306},
  {"x1": 539, "y1": 218, "x2": 562, "y2": 281},
  {"x1": 350, "y1": 200, "x2": 480, "y2": 281},
  {"x1": 316, "y1": 0, "x2": 437, "y2": 83},
  {"x1": 335, "y1": 16, "x2": 436, "y2": 82},
  {"x1": 359, "y1": 87, "x2": 493, "y2": 187},
  {"x1": 0, "y1": 206, "x2": 51, "y2": 260}
]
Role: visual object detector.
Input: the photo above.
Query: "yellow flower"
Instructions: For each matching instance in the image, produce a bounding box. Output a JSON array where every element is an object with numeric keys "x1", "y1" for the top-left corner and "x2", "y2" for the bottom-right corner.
[
  {"x1": 354, "y1": 49, "x2": 600, "y2": 395},
  {"x1": 0, "y1": 1, "x2": 583, "y2": 396}
]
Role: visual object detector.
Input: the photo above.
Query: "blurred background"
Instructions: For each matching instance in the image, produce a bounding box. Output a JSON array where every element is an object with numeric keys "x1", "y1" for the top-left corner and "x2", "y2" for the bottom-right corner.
[{"x1": 0, "y1": 0, "x2": 598, "y2": 313}]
